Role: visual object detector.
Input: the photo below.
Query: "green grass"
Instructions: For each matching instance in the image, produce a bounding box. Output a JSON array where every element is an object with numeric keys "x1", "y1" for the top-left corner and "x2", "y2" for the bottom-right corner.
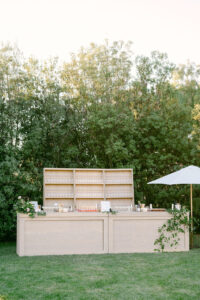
[{"x1": 1, "y1": 243, "x2": 200, "y2": 300}]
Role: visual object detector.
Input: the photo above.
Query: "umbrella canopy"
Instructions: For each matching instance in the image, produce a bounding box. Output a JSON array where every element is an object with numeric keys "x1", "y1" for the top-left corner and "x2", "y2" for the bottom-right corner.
[
  {"x1": 148, "y1": 165, "x2": 200, "y2": 233},
  {"x1": 148, "y1": 166, "x2": 200, "y2": 185}
]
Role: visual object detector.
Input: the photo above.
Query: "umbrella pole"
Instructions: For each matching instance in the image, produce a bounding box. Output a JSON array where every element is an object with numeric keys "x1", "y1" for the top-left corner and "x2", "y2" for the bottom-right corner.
[
  {"x1": 190, "y1": 184, "x2": 193, "y2": 232},
  {"x1": 190, "y1": 184, "x2": 194, "y2": 249}
]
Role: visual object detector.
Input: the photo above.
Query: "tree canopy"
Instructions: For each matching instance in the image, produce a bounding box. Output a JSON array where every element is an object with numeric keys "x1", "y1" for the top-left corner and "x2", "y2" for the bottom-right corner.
[{"x1": 0, "y1": 41, "x2": 199, "y2": 240}]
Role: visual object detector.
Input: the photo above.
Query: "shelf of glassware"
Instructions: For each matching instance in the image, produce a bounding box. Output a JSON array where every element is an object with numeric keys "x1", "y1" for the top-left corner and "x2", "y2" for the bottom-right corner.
[
  {"x1": 43, "y1": 168, "x2": 134, "y2": 205},
  {"x1": 44, "y1": 183, "x2": 74, "y2": 199},
  {"x1": 105, "y1": 183, "x2": 133, "y2": 199},
  {"x1": 44, "y1": 169, "x2": 74, "y2": 185},
  {"x1": 75, "y1": 183, "x2": 104, "y2": 199}
]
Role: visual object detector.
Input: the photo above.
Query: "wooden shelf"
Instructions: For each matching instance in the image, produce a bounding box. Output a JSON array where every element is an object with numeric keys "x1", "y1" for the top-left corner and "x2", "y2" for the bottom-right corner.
[
  {"x1": 106, "y1": 196, "x2": 133, "y2": 199},
  {"x1": 105, "y1": 182, "x2": 132, "y2": 185},
  {"x1": 76, "y1": 196, "x2": 104, "y2": 199},
  {"x1": 43, "y1": 168, "x2": 134, "y2": 207},
  {"x1": 45, "y1": 183, "x2": 74, "y2": 185},
  {"x1": 76, "y1": 183, "x2": 103, "y2": 185},
  {"x1": 106, "y1": 193, "x2": 133, "y2": 198},
  {"x1": 45, "y1": 194, "x2": 74, "y2": 199}
]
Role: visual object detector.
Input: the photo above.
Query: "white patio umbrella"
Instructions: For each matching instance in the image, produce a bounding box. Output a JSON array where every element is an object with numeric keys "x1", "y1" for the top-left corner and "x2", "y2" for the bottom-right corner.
[{"x1": 148, "y1": 165, "x2": 200, "y2": 231}]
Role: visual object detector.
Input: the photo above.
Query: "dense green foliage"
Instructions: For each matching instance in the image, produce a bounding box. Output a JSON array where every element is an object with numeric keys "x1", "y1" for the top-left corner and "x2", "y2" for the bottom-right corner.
[
  {"x1": 1, "y1": 243, "x2": 200, "y2": 299},
  {"x1": 0, "y1": 41, "x2": 199, "y2": 240},
  {"x1": 154, "y1": 209, "x2": 190, "y2": 252}
]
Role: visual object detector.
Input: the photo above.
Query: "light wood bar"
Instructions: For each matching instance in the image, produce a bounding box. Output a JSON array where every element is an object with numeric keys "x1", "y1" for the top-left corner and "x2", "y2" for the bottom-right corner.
[
  {"x1": 17, "y1": 168, "x2": 189, "y2": 256},
  {"x1": 17, "y1": 211, "x2": 189, "y2": 256}
]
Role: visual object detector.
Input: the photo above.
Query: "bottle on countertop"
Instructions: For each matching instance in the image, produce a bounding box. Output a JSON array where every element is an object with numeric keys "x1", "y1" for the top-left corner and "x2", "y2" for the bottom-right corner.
[{"x1": 54, "y1": 202, "x2": 58, "y2": 212}]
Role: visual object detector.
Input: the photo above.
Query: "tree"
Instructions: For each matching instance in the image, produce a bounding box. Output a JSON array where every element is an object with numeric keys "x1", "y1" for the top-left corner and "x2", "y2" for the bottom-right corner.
[
  {"x1": 172, "y1": 62, "x2": 200, "y2": 107},
  {"x1": 0, "y1": 41, "x2": 199, "y2": 240},
  {"x1": 84, "y1": 102, "x2": 137, "y2": 168},
  {"x1": 193, "y1": 104, "x2": 200, "y2": 152},
  {"x1": 61, "y1": 40, "x2": 133, "y2": 108}
]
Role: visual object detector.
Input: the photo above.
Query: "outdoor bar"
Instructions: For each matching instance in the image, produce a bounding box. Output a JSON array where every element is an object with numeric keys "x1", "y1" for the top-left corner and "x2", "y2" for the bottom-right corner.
[{"x1": 17, "y1": 168, "x2": 189, "y2": 256}]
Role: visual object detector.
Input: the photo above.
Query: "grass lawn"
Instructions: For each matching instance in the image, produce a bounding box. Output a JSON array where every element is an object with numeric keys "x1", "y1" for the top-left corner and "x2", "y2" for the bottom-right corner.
[{"x1": 1, "y1": 243, "x2": 200, "y2": 300}]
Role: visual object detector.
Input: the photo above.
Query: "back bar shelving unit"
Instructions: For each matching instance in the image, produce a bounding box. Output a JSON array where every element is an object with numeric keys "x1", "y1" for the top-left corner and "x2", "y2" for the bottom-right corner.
[{"x1": 43, "y1": 168, "x2": 134, "y2": 209}]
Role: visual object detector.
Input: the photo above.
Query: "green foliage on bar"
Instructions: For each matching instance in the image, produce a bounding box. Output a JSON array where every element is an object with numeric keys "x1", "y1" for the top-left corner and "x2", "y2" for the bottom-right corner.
[{"x1": 154, "y1": 209, "x2": 190, "y2": 252}]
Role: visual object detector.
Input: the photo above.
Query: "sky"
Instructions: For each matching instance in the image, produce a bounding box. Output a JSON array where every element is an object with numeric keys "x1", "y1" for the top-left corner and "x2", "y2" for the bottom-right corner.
[{"x1": 0, "y1": 0, "x2": 200, "y2": 65}]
